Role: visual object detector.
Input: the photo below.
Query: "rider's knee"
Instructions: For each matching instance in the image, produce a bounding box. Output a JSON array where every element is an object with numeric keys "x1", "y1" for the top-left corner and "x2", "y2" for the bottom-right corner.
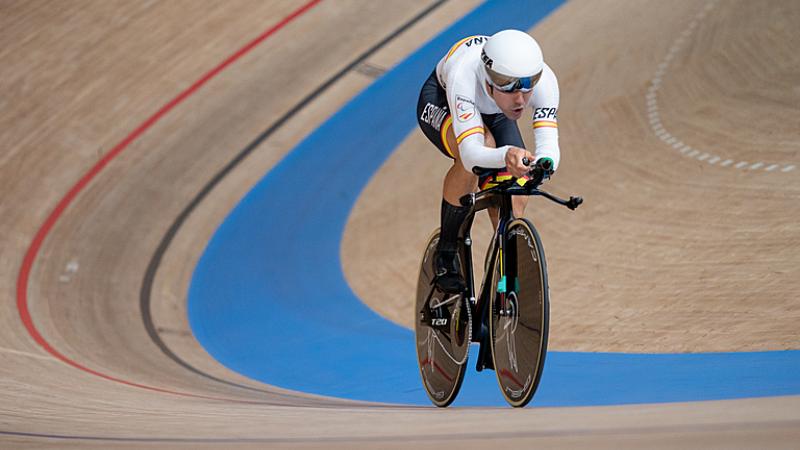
[{"x1": 451, "y1": 158, "x2": 479, "y2": 181}]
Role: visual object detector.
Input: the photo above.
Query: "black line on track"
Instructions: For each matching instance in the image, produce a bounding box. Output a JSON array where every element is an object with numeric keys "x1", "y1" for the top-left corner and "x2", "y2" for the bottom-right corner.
[{"x1": 139, "y1": 1, "x2": 447, "y2": 399}]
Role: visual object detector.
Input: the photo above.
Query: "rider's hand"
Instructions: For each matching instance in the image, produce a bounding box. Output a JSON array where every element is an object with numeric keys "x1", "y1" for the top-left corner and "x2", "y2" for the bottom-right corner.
[{"x1": 504, "y1": 147, "x2": 535, "y2": 179}]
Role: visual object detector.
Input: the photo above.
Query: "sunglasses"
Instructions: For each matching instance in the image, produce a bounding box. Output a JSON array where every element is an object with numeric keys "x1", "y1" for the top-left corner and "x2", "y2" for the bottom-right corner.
[{"x1": 486, "y1": 68, "x2": 542, "y2": 93}]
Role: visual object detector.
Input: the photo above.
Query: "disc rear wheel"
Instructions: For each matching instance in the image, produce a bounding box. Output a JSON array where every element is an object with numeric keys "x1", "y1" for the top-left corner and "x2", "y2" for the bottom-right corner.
[{"x1": 414, "y1": 230, "x2": 470, "y2": 407}]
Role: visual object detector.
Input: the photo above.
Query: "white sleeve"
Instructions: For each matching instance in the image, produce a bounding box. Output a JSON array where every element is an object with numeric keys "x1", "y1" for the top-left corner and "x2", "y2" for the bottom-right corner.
[
  {"x1": 460, "y1": 137, "x2": 510, "y2": 171},
  {"x1": 530, "y1": 64, "x2": 561, "y2": 170},
  {"x1": 446, "y1": 68, "x2": 509, "y2": 172}
]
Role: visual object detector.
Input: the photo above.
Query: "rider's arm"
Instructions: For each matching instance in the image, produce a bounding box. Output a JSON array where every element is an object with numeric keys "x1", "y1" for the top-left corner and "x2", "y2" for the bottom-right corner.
[
  {"x1": 446, "y1": 67, "x2": 510, "y2": 172},
  {"x1": 459, "y1": 137, "x2": 513, "y2": 172},
  {"x1": 530, "y1": 64, "x2": 561, "y2": 171}
]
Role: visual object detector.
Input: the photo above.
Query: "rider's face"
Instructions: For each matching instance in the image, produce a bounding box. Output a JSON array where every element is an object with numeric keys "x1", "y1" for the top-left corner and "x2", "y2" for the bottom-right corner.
[{"x1": 488, "y1": 82, "x2": 532, "y2": 120}]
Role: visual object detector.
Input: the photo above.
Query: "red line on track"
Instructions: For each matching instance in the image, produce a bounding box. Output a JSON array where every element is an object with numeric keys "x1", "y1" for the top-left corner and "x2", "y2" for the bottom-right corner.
[{"x1": 15, "y1": 0, "x2": 322, "y2": 402}]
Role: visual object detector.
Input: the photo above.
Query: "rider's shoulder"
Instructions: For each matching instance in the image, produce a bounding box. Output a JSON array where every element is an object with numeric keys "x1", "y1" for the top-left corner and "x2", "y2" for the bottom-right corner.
[
  {"x1": 439, "y1": 46, "x2": 483, "y2": 90},
  {"x1": 541, "y1": 62, "x2": 557, "y2": 79},
  {"x1": 445, "y1": 35, "x2": 490, "y2": 57},
  {"x1": 541, "y1": 63, "x2": 560, "y2": 90}
]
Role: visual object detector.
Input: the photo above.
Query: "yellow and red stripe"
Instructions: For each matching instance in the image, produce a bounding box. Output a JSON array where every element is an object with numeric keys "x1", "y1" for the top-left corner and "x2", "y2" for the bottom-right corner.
[
  {"x1": 440, "y1": 116, "x2": 454, "y2": 158},
  {"x1": 479, "y1": 171, "x2": 529, "y2": 190},
  {"x1": 533, "y1": 120, "x2": 558, "y2": 129},
  {"x1": 480, "y1": 171, "x2": 512, "y2": 190},
  {"x1": 445, "y1": 35, "x2": 478, "y2": 61},
  {"x1": 456, "y1": 126, "x2": 484, "y2": 144}
]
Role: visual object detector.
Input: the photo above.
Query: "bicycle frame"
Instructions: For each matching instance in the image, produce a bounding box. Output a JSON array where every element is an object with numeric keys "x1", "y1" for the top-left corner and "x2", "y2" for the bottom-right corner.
[
  {"x1": 414, "y1": 162, "x2": 582, "y2": 405},
  {"x1": 458, "y1": 173, "x2": 582, "y2": 371}
]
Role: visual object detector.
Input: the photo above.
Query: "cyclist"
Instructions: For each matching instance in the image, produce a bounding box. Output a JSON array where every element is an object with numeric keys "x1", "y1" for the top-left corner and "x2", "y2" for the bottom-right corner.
[{"x1": 416, "y1": 29, "x2": 561, "y2": 294}]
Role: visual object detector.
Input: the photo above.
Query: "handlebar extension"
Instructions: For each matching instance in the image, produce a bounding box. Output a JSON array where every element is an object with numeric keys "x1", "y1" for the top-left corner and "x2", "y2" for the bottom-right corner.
[
  {"x1": 460, "y1": 156, "x2": 581, "y2": 212},
  {"x1": 566, "y1": 196, "x2": 583, "y2": 210},
  {"x1": 521, "y1": 157, "x2": 554, "y2": 174}
]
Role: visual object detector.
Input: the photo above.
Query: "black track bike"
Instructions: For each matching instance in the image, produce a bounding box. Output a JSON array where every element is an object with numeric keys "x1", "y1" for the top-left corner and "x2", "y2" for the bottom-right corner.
[{"x1": 414, "y1": 159, "x2": 582, "y2": 407}]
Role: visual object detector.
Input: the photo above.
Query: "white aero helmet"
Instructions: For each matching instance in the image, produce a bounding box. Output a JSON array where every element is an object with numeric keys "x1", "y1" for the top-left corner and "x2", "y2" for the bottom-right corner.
[{"x1": 481, "y1": 29, "x2": 543, "y2": 92}]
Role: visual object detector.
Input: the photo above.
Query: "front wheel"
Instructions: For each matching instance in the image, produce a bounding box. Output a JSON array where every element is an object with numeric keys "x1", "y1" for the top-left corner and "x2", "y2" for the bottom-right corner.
[
  {"x1": 489, "y1": 219, "x2": 549, "y2": 407},
  {"x1": 414, "y1": 230, "x2": 470, "y2": 407}
]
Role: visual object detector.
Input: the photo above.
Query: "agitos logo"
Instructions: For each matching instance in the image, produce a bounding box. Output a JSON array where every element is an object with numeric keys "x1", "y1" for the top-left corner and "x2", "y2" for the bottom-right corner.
[{"x1": 455, "y1": 95, "x2": 475, "y2": 122}]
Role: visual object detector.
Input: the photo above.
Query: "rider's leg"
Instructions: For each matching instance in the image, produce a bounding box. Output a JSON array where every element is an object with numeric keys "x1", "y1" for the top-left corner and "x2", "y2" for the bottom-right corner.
[
  {"x1": 513, "y1": 196, "x2": 529, "y2": 219},
  {"x1": 435, "y1": 127, "x2": 495, "y2": 293},
  {"x1": 487, "y1": 189, "x2": 530, "y2": 231},
  {"x1": 442, "y1": 159, "x2": 478, "y2": 205}
]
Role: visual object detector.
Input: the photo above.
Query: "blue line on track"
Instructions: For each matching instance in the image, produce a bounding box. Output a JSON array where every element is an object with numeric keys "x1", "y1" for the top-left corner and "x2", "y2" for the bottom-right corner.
[{"x1": 188, "y1": 0, "x2": 800, "y2": 406}]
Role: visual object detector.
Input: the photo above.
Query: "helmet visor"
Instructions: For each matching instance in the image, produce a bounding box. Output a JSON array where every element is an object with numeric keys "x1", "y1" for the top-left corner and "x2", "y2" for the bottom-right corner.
[{"x1": 485, "y1": 66, "x2": 542, "y2": 93}]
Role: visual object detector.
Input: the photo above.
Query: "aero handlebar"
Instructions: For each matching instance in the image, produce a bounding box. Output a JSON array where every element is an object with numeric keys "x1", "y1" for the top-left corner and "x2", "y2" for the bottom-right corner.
[{"x1": 460, "y1": 158, "x2": 583, "y2": 212}]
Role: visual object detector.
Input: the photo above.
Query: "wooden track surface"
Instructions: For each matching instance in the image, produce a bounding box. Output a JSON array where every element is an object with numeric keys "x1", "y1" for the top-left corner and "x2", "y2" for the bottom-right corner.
[
  {"x1": 344, "y1": 0, "x2": 800, "y2": 353},
  {"x1": 1, "y1": 0, "x2": 798, "y2": 448}
]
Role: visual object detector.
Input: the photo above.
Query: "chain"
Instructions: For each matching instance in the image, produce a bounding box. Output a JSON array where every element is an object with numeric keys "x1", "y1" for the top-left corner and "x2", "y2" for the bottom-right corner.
[{"x1": 430, "y1": 294, "x2": 472, "y2": 366}]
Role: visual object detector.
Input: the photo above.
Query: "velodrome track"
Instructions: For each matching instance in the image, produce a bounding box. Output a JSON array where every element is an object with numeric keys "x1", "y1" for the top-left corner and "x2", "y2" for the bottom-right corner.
[{"x1": 2, "y1": 0, "x2": 799, "y2": 448}]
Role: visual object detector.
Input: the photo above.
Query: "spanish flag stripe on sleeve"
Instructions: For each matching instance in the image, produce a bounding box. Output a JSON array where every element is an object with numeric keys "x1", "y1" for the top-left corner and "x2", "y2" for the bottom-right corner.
[
  {"x1": 532, "y1": 120, "x2": 558, "y2": 129},
  {"x1": 446, "y1": 36, "x2": 477, "y2": 61},
  {"x1": 456, "y1": 126, "x2": 484, "y2": 144}
]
